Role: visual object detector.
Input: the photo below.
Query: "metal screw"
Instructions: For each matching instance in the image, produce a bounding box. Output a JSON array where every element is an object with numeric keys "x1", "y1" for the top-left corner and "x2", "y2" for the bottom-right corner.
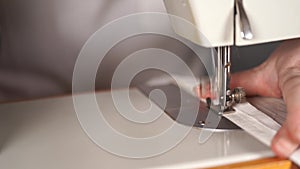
[
  {"x1": 198, "y1": 120, "x2": 205, "y2": 127},
  {"x1": 232, "y1": 87, "x2": 246, "y2": 103}
]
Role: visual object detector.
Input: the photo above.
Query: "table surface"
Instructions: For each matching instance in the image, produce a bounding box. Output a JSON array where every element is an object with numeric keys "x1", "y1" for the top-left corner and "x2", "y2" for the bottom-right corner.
[{"x1": 0, "y1": 89, "x2": 275, "y2": 169}]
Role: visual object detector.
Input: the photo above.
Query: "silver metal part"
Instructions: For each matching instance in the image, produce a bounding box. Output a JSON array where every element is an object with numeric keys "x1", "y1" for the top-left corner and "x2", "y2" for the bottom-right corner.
[
  {"x1": 215, "y1": 47, "x2": 246, "y2": 114},
  {"x1": 236, "y1": 0, "x2": 253, "y2": 40},
  {"x1": 216, "y1": 46, "x2": 231, "y2": 113},
  {"x1": 226, "y1": 87, "x2": 247, "y2": 111},
  {"x1": 231, "y1": 87, "x2": 246, "y2": 103}
]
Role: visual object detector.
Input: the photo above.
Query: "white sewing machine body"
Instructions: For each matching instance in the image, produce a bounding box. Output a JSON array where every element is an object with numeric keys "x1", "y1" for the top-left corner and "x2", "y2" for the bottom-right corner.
[
  {"x1": 164, "y1": 0, "x2": 300, "y2": 112},
  {"x1": 164, "y1": 0, "x2": 300, "y2": 47}
]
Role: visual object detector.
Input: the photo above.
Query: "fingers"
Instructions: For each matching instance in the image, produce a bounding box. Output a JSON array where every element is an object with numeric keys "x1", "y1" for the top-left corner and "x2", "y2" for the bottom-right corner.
[
  {"x1": 230, "y1": 64, "x2": 282, "y2": 97},
  {"x1": 284, "y1": 84, "x2": 300, "y2": 145},
  {"x1": 196, "y1": 66, "x2": 278, "y2": 98},
  {"x1": 230, "y1": 68, "x2": 264, "y2": 96},
  {"x1": 194, "y1": 84, "x2": 211, "y2": 99},
  {"x1": 272, "y1": 67, "x2": 300, "y2": 158},
  {"x1": 195, "y1": 67, "x2": 268, "y2": 98},
  {"x1": 272, "y1": 124, "x2": 299, "y2": 158}
]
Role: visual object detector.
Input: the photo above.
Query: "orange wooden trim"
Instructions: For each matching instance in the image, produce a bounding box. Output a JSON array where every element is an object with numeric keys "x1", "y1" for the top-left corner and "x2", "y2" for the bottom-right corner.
[{"x1": 206, "y1": 158, "x2": 293, "y2": 169}]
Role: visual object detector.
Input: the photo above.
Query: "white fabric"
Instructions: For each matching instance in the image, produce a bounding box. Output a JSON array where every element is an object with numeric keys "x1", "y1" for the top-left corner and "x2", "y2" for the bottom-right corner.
[{"x1": 226, "y1": 102, "x2": 300, "y2": 166}]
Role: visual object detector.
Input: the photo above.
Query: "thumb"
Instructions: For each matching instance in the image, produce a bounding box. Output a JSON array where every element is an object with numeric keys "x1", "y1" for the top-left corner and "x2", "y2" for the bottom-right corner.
[
  {"x1": 272, "y1": 67, "x2": 300, "y2": 157},
  {"x1": 272, "y1": 124, "x2": 299, "y2": 158}
]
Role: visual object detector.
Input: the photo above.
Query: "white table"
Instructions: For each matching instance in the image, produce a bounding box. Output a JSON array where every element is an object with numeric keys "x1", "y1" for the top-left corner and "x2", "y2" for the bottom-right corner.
[{"x1": 0, "y1": 89, "x2": 273, "y2": 169}]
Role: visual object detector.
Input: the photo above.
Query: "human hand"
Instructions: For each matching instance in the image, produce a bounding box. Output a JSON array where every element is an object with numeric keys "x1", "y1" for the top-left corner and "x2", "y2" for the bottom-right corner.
[{"x1": 230, "y1": 38, "x2": 300, "y2": 158}]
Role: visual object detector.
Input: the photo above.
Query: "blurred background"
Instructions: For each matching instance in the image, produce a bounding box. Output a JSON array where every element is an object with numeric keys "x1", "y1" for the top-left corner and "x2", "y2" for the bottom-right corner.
[{"x1": 0, "y1": 0, "x2": 279, "y2": 102}]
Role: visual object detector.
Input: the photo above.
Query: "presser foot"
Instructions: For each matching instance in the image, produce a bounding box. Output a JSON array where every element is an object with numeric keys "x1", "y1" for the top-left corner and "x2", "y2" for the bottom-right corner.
[{"x1": 206, "y1": 87, "x2": 246, "y2": 115}]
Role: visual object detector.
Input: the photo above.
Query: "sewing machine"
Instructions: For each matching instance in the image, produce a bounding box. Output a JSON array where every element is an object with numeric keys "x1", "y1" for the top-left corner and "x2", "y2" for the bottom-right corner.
[
  {"x1": 1, "y1": 1, "x2": 300, "y2": 168},
  {"x1": 163, "y1": 0, "x2": 300, "y2": 112}
]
